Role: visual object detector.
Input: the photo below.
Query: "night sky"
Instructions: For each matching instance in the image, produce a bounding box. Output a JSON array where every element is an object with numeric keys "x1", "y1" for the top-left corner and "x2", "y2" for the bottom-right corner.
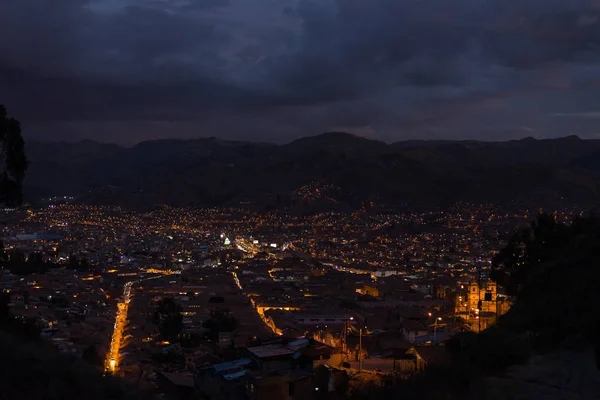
[{"x1": 2, "y1": 0, "x2": 600, "y2": 145}]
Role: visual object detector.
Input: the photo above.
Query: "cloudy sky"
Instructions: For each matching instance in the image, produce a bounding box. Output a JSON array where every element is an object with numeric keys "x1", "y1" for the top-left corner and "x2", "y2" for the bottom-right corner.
[{"x1": 2, "y1": 0, "x2": 600, "y2": 145}]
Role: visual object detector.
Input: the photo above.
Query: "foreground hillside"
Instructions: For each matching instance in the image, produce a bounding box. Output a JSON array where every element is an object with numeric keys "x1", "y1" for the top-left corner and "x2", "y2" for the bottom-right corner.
[
  {"x1": 0, "y1": 292, "x2": 146, "y2": 400},
  {"x1": 0, "y1": 331, "x2": 142, "y2": 400},
  {"x1": 24, "y1": 133, "x2": 600, "y2": 208},
  {"x1": 363, "y1": 214, "x2": 600, "y2": 399},
  {"x1": 480, "y1": 350, "x2": 600, "y2": 399}
]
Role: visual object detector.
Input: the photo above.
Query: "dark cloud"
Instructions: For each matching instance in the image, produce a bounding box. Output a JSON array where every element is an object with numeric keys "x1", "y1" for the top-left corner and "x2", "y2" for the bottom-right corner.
[{"x1": 1, "y1": 0, "x2": 600, "y2": 143}]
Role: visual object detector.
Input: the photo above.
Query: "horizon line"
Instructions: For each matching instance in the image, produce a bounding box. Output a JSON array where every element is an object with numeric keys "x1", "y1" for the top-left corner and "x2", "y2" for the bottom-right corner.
[{"x1": 22, "y1": 132, "x2": 589, "y2": 148}]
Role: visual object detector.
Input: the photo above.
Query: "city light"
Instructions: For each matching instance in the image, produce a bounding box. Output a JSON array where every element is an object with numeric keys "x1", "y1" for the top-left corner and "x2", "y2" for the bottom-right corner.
[{"x1": 104, "y1": 281, "x2": 134, "y2": 374}]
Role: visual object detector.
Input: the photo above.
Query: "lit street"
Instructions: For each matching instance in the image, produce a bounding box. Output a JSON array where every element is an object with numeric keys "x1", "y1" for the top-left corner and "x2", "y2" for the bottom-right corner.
[{"x1": 104, "y1": 280, "x2": 133, "y2": 374}]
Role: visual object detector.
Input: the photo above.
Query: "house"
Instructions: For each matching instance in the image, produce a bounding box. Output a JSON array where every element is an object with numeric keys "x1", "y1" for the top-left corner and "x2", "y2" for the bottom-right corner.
[
  {"x1": 299, "y1": 341, "x2": 335, "y2": 369},
  {"x1": 406, "y1": 346, "x2": 450, "y2": 372},
  {"x1": 195, "y1": 340, "x2": 334, "y2": 400},
  {"x1": 159, "y1": 371, "x2": 195, "y2": 398},
  {"x1": 402, "y1": 320, "x2": 429, "y2": 343},
  {"x1": 244, "y1": 371, "x2": 313, "y2": 400},
  {"x1": 247, "y1": 344, "x2": 295, "y2": 374},
  {"x1": 244, "y1": 364, "x2": 344, "y2": 400},
  {"x1": 194, "y1": 358, "x2": 253, "y2": 400}
]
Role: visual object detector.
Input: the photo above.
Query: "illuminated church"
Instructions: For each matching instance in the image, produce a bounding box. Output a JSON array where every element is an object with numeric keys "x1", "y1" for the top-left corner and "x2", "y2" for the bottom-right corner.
[{"x1": 454, "y1": 279, "x2": 511, "y2": 332}]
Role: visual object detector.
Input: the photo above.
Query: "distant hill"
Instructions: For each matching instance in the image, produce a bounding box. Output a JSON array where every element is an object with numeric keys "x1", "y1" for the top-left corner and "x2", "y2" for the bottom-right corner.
[
  {"x1": 23, "y1": 133, "x2": 600, "y2": 209},
  {"x1": 285, "y1": 132, "x2": 392, "y2": 156}
]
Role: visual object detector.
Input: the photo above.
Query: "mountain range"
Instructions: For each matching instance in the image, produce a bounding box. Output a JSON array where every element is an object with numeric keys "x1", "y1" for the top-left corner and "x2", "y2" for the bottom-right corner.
[{"x1": 22, "y1": 132, "x2": 600, "y2": 210}]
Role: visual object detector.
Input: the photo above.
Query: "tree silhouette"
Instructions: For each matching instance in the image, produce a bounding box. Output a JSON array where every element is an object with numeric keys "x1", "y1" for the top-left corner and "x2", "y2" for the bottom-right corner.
[
  {"x1": 66, "y1": 254, "x2": 90, "y2": 272},
  {"x1": 82, "y1": 345, "x2": 102, "y2": 366},
  {"x1": 0, "y1": 292, "x2": 10, "y2": 324},
  {"x1": 7, "y1": 250, "x2": 60, "y2": 275},
  {"x1": 491, "y1": 213, "x2": 571, "y2": 295},
  {"x1": 492, "y1": 214, "x2": 600, "y2": 349},
  {"x1": 0, "y1": 240, "x2": 6, "y2": 263},
  {"x1": 153, "y1": 297, "x2": 183, "y2": 341},
  {"x1": 0, "y1": 105, "x2": 28, "y2": 206},
  {"x1": 203, "y1": 307, "x2": 238, "y2": 341}
]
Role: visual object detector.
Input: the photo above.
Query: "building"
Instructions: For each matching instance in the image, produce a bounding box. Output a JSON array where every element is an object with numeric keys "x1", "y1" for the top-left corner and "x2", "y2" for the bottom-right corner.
[
  {"x1": 454, "y1": 279, "x2": 511, "y2": 332},
  {"x1": 402, "y1": 320, "x2": 429, "y2": 343},
  {"x1": 244, "y1": 371, "x2": 313, "y2": 400},
  {"x1": 194, "y1": 358, "x2": 253, "y2": 400},
  {"x1": 247, "y1": 344, "x2": 295, "y2": 375},
  {"x1": 406, "y1": 346, "x2": 450, "y2": 372},
  {"x1": 356, "y1": 285, "x2": 379, "y2": 297}
]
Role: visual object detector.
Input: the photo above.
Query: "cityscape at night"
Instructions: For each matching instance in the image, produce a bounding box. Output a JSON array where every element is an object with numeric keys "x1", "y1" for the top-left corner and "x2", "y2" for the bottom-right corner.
[
  {"x1": 3, "y1": 0, "x2": 600, "y2": 398},
  {"x1": 0, "y1": 201, "x2": 596, "y2": 398}
]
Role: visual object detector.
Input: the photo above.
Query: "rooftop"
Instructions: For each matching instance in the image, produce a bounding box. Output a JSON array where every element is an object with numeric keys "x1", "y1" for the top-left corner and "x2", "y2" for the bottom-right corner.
[
  {"x1": 213, "y1": 358, "x2": 252, "y2": 372},
  {"x1": 247, "y1": 344, "x2": 294, "y2": 359}
]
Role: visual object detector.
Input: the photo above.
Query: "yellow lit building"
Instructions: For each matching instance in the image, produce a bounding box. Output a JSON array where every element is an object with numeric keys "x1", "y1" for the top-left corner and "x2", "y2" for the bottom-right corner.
[
  {"x1": 435, "y1": 285, "x2": 447, "y2": 299},
  {"x1": 455, "y1": 279, "x2": 511, "y2": 332},
  {"x1": 356, "y1": 285, "x2": 379, "y2": 297}
]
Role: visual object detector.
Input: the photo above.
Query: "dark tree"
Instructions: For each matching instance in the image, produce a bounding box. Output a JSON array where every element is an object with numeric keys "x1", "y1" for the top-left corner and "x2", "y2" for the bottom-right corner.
[
  {"x1": 492, "y1": 214, "x2": 600, "y2": 349},
  {"x1": 339, "y1": 299, "x2": 359, "y2": 310},
  {"x1": 82, "y1": 345, "x2": 102, "y2": 366},
  {"x1": 491, "y1": 213, "x2": 570, "y2": 295},
  {"x1": 179, "y1": 331, "x2": 203, "y2": 348},
  {"x1": 68, "y1": 253, "x2": 79, "y2": 269},
  {"x1": 66, "y1": 254, "x2": 89, "y2": 271},
  {"x1": 153, "y1": 297, "x2": 183, "y2": 341},
  {"x1": 203, "y1": 307, "x2": 238, "y2": 341},
  {"x1": 0, "y1": 292, "x2": 10, "y2": 323},
  {"x1": 7, "y1": 251, "x2": 32, "y2": 275},
  {"x1": 0, "y1": 105, "x2": 28, "y2": 206},
  {"x1": 7, "y1": 251, "x2": 58, "y2": 275},
  {"x1": 79, "y1": 258, "x2": 89, "y2": 271},
  {"x1": 0, "y1": 240, "x2": 6, "y2": 263},
  {"x1": 21, "y1": 290, "x2": 29, "y2": 305}
]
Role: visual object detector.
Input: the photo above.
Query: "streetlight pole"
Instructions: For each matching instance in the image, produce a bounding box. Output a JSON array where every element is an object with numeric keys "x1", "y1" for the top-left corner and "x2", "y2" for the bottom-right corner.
[
  {"x1": 343, "y1": 316, "x2": 353, "y2": 356},
  {"x1": 433, "y1": 317, "x2": 442, "y2": 345},
  {"x1": 359, "y1": 327, "x2": 362, "y2": 371},
  {"x1": 343, "y1": 318, "x2": 346, "y2": 354},
  {"x1": 428, "y1": 313, "x2": 444, "y2": 345}
]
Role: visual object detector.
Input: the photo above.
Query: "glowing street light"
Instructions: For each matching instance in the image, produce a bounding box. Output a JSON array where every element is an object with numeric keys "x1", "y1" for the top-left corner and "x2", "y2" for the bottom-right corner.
[{"x1": 432, "y1": 317, "x2": 444, "y2": 345}]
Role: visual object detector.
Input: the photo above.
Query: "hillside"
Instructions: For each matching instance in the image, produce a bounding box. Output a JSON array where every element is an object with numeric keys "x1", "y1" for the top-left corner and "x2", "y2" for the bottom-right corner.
[
  {"x1": 23, "y1": 134, "x2": 600, "y2": 209},
  {"x1": 363, "y1": 214, "x2": 600, "y2": 400},
  {"x1": 0, "y1": 290, "x2": 147, "y2": 400},
  {"x1": 0, "y1": 326, "x2": 143, "y2": 400}
]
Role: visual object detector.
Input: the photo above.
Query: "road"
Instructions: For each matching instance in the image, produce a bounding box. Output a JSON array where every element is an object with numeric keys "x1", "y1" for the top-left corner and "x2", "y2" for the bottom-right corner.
[
  {"x1": 104, "y1": 281, "x2": 133, "y2": 374},
  {"x1": 235, "y1": 238, "x2": 258, "y2": 255},
  {"x1": 235, "y1": 237, "x2": 291, "y2": 257},
  {"x1": 104, "y1": 275, "x2": 163, "y2": 375}
]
